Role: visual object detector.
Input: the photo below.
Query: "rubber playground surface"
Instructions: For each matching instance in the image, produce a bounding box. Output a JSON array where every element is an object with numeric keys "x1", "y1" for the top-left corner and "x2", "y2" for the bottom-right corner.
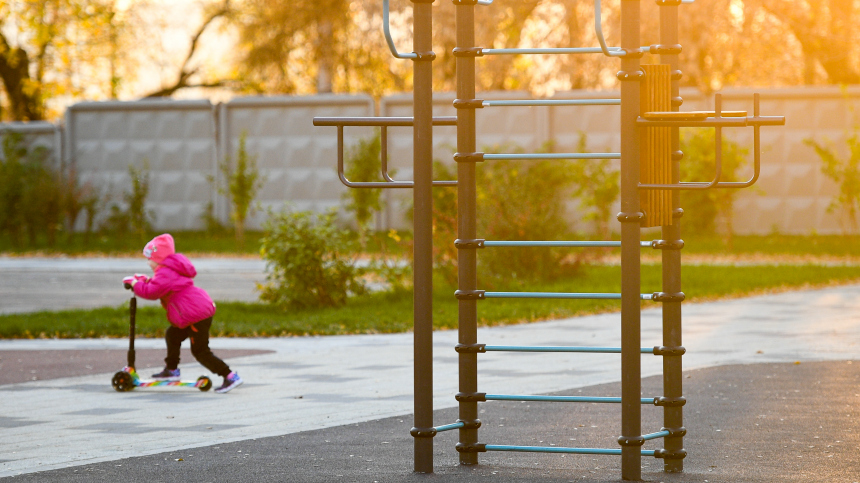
[{"x1": 1, "y1": 258, "x2": 860, "y2": 482}]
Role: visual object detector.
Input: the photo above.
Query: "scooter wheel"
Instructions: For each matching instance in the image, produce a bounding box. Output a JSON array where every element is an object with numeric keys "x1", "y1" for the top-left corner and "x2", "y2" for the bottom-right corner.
[
  {"x1": 197, "y1": 376, "x2": 212, "y2": 392},
  {"x1": 112, "y1": 371, "x2": 134, "y2": 392}
]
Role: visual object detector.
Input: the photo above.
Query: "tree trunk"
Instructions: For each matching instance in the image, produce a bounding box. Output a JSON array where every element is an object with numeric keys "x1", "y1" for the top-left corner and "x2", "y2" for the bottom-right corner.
[{"x1": 0, "y1": 33, "x2": 43, "y2": 121}]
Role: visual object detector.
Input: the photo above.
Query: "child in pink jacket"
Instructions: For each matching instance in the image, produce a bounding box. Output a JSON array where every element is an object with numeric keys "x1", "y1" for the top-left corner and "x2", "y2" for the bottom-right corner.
[{"x1": 125, "y1": 233, "x2": 243, "y2": 394}]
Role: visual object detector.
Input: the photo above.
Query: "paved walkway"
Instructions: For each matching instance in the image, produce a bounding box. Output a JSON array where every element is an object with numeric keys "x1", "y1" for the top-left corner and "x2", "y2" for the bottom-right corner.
[{"x1": 2, "y1": 278, "x2": 860, "y2": 479}]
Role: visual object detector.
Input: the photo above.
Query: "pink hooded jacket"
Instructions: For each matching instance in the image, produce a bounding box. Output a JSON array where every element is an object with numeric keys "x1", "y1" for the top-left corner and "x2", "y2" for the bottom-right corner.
[{"x1": 133, "y1": 253, "x2": 216, "y2": 328}]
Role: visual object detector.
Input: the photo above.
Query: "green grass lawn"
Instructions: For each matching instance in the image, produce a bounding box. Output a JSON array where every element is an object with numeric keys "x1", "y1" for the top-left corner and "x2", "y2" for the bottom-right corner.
[{"x1": 3, "y1": 264, "x2": 857, "y2": 339}]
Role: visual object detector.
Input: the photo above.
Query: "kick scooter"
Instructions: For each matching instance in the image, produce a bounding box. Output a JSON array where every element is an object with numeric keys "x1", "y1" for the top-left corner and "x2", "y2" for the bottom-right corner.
[{"x1": 111, "y1": 283, "x2": 212, "y2": 392}]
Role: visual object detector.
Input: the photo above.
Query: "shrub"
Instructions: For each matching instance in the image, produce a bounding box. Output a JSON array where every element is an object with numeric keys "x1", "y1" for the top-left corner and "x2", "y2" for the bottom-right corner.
[
  {"x1": 0, "y1": 132, "x2": 84, "y2": 248},
  {"x1": 806, "y1": 126, "x2": 860, "y2": 234},
  {"x1": 258, "y1": 208, "x2": 367, "y2": 309},
  {"x1": 101, "y1": 162, "x2": 154, "y2": 241},
  {"x1": 212, "y1": 132, "x2": 265, "y2": 248},
  {"x1": 680, "y1": 130, "x2": 749, "y2": 239},
  {"x1": 341, "y1": 130, "x2": 390, "y2": 249},
  {"x1": 569, "y1": 135, "x2": 619, "y2": 240},
  {"x1": 430, "y1": 142, "x2": 580, "y2": 288}
]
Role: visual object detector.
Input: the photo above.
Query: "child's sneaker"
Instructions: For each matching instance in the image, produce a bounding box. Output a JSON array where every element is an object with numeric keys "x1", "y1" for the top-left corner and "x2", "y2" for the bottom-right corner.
[
  {"x1": 215, "y1": 371, "x2": 243, "y2": 393},
  {"x1": 151, "y1": 368, "x2": 181, "y2": 381}
]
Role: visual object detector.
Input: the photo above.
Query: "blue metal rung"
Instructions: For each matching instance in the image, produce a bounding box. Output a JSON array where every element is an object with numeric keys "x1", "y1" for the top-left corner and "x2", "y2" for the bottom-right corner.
[
  {"x1": 485, "y1": 445, "x2": 656, "y2": 456},
  {"x1": 485, "y1": 394, "x2": 655, "y2": 404},
  {"x1": 434, "y1": 422, "x2": 465, "y2": 433},
  {"x1": 483, "y1": 292, "x2": 653, "y2": 300},
  {"x1": 482, "y1": 240, "x2": 652, "y2": 248},
  {"x1": 483, "y1": 345, "x2": 655, "y2": 354},
  {"x1": 642, "y1": 430, "x2": 671, "y2": 441},
  {"x1": 483, "y1": 99, "x2": 620, "y2": 107},
  {"x1": 483, "y1": 153, "x2": 620, "y2": 161}
]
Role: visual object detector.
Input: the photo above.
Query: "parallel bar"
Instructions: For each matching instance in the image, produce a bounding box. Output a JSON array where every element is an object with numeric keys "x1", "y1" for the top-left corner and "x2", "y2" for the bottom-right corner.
[
  {"x1": 435, "y1": 422, "x2": 465, "y2": 433},
  {"x1": 485, "y1": 445, "x2": 656, "y2": 456},
  {"x1": 643, "y1": 430, "x2": 671, "y2": 441},
  {"x1": 483, "y1": 345, "x2": 655, "y2": 354},
  {"x1": 483, "y1": 99, "x2": 620, "y2": 107},
  {"x1": 484, "y1": 394, "x2": 656, "y2": 404},
  {"x1": 484, "y1": 152, "x2": 620, "y2": 160},
  {"x1": 483, "y1": 292, "x2": 653, "y2": 300}
]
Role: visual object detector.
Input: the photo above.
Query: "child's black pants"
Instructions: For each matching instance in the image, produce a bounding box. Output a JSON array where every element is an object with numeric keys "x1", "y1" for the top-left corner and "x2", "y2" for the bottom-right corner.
[{"x1": 164, "y1": 317, "x2": 230, "y2": 377}]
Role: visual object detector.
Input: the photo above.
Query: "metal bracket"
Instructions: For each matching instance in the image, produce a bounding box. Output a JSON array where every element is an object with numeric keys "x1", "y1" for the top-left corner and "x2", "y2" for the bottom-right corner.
[
  {"x1": 312, "y1": 116, "x2": 457, "y2": 188},
  {"x1": 383, "y1": 0, "x2": 418, "y2": 60},
  {"x1": 638, "y1": 93, "x2": 785, "y2": 190}
]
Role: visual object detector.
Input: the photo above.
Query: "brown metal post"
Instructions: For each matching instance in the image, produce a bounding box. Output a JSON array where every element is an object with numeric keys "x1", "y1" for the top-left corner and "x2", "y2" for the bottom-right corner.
[
  {"x1": 618, "y1": 0, "x2": 642, "y2": 480},
  {"x1": 659, "y1": 0, "x2": 685, "y2": 473},
  {"x1": 455, "y1": 0, "x2": 480, "y2": 467},
  {"x1": 412, "y1": 0, "x2": 435, "y2": 473}
]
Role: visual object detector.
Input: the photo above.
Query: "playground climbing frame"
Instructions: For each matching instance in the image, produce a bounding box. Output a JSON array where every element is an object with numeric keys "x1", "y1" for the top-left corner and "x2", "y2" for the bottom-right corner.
[{"x1": 314, "y1": 0, "x2": 784, "y2": 480}]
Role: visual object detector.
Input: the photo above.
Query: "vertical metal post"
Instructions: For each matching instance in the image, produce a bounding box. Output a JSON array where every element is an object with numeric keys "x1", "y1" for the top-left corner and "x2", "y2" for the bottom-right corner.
[
  {"x1": 412, "y1": 0, "x2": 435, "y2": 473},
  {"x1": 618, "y1": 0, "x2": 642, "y2": 480},
  {"x1": 455, "y1": 0, "x2": 480, "y2": 467},
  {"x1": 659, "y1": 0, "x2": 685, "y2": 473}
]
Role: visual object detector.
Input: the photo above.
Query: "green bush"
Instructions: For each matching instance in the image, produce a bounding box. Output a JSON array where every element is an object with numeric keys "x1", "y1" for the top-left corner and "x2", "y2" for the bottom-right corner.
[
  {"x1": 569, "y1": 135, "x2": 619, "y2": 239},
  {"x1": 101, "y1": 162, "x2": 154, "y2": 241},
  {"x1": 0, "y1": 132, "x2": 81, "y2": 248},
  {"x1": 806, "y1": 126, "x2": 860, "y2": 233},
  {"x1": 212, "y1": 132, "x2": 265, "y2": 247},
  {"x1": 680, "y1": 130, "x2": 749, "y2": 238},
  {"x1": 431, "y1": 142, "x2": 580, "y2": 288},
  {"x1": 341, "y1": 130, "x2": 391, "y2": 249},
  {"x1": 258, "y1": 208, "x2": 367, "y2": 309}
]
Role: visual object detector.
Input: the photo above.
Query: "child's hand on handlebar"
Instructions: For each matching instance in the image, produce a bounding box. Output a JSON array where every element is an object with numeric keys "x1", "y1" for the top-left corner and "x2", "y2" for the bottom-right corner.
[{"x1": 122, "y1": 274, "x2": 148, "y2": 289}]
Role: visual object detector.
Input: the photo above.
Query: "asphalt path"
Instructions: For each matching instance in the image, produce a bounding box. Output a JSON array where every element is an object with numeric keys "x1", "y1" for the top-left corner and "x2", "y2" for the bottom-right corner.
[{"x1": 3, "y1": 257, "x2": 860, "y2": 482}]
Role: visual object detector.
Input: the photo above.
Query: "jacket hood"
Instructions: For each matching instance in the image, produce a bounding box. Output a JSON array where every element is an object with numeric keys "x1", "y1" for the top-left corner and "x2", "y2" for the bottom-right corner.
[{"x1": 159, "y1": 253, "x2": 197, "y2": 278}]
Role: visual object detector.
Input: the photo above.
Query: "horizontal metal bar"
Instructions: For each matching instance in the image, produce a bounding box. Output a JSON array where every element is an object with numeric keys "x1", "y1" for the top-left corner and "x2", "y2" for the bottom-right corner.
[
  {"x1": 483, "y1": 292, "x2": 653, "y2": 300},
  {"x1": 636, "y1": 117, "x2": 748, "y2": 127},
  {"x1": 483, "y1": 153, "x2": 620, "y2": 160},
  {"x1": 485, "y1": 394, "x2": 655, "y2": 404},
  {"x1": 483, "y1": 345, "x2": 655, "y2": 354},
  {"x1": 482, "y1": 240, "x2": 653, "y2": 248},
  {"x1": 483, "y1": 99, "x2": 620, "y2": 107},
  {"x1": 484, "y1": 445, "x2": 656, "y2": 456},
  {"x1": 481, "y1": 47, "x2": 621, "y2": 56},
  {"x1": 313, "y1": 116, "x2": 457, "y2": 127},
  {"x1": 642, "y1": 430, "x2": 671, "y2": 441},
  {"x1": 434, "y1": 422, "x2": 465, "y2": 433}
]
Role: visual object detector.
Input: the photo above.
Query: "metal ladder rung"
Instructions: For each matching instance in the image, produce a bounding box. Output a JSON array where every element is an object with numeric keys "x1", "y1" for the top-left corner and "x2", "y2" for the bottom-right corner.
[
  {"x1": 484, "y1": 445, "x2": 657, "y2": 457},
  {"x1": 485, "y1": 394, "x2": 656, "y2": 404},
  {"x1": 482, "y1": 240, "x2": 649, "y2": 248},
  {"x1": 479, "y1": 46, "x2": 652, "y2": 57},
  {"x1": 643, "y1": 430, "x2": 671, "y2": 441},
  {"x1": 482, "y1": 292, "x2": 652, "y2": 300},
  {"x1": 483, "y1": 345, "x2": 654, "y2": 354},
  {"x1": 483, "y1": 99, "x2": 620, "y2": 107},
  {"x1": 483, "y1": 152, "x2": 620, "y2": 161},
  {"x1": 434, "y1": 422, "x2": 464, "y2": 433}
]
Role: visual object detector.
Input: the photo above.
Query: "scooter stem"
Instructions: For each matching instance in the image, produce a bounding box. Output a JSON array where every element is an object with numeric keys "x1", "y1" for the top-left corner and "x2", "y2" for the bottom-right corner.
[{"x1": 127, "y1": 292, "x2": 136, "y2": 369}]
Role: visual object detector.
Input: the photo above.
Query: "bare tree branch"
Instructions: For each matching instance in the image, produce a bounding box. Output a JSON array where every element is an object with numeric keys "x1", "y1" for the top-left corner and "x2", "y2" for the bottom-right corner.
[{"x1": 143, "y1": 0, "x2": 232, "y2": 98}]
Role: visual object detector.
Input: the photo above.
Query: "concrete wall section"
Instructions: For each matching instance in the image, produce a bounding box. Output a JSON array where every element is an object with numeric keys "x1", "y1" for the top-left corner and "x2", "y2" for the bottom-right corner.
[
  {"x1": 4, "y1": 86, "x2": 860, "y2": 235},
  {"x1": 219, "y1": 95, "x2": 375, "y2": 230},
  {"x1": 65, "y1": 100, "x2": 217, "y2": 231}
]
